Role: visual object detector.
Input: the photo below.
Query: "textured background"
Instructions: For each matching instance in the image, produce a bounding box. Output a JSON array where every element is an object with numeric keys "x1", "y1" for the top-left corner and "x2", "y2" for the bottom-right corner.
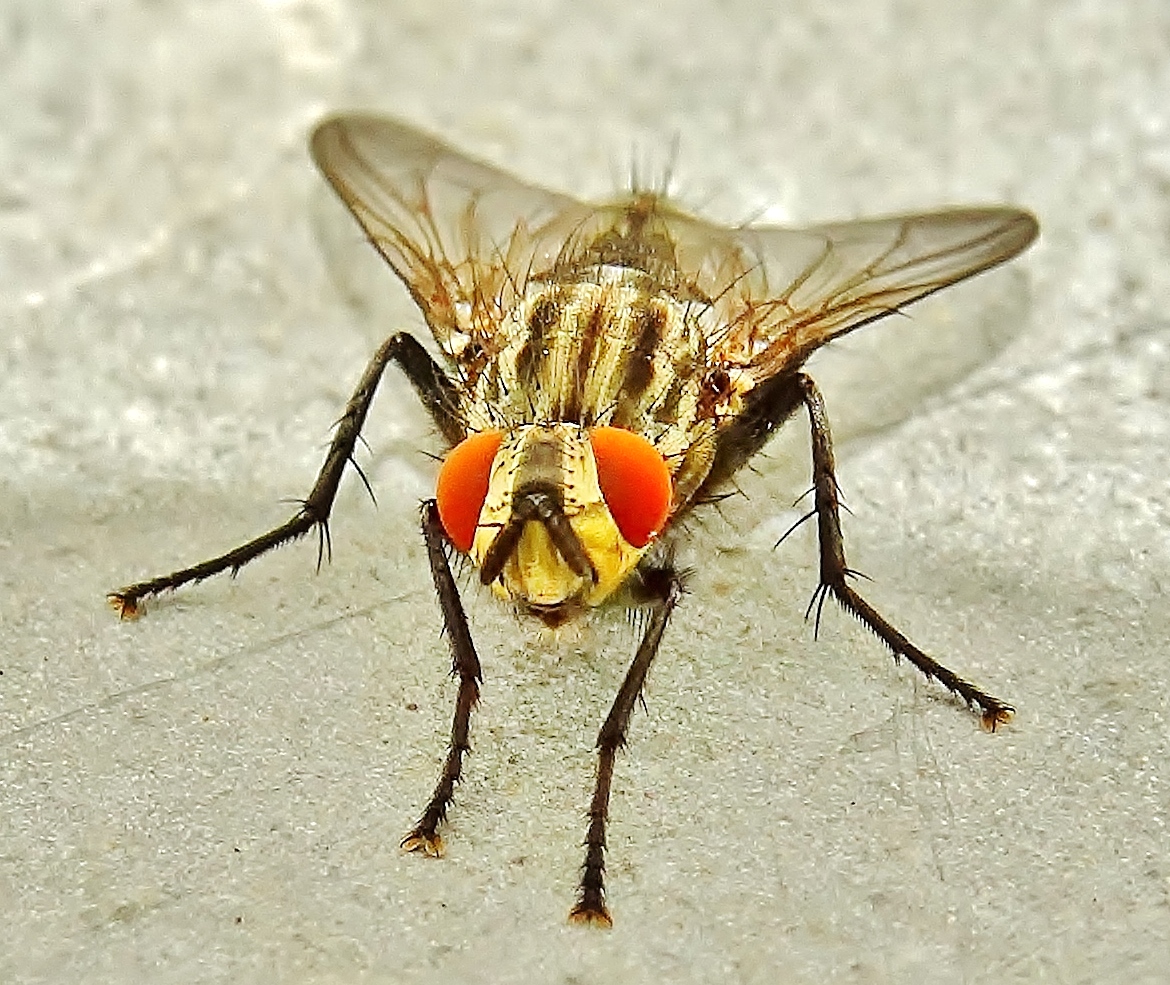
[{"x1": 3, "y1": 1, "x2": 1169, "y2": 982}]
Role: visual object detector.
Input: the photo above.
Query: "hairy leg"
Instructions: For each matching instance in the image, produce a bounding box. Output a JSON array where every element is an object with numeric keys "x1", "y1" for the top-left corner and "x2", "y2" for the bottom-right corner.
[
  {"x1": 401, "y1": 500, "x2": 483, "y2": 856},
  {"x1": 570, "y1": 555, "x2": 685, "y2": 928},
  {"x1": 793, "y1": 372, "x2": 1013, "y2": 729},
  {"x1": 109, "y1": 332, "x2": 462, "y2": 616}
]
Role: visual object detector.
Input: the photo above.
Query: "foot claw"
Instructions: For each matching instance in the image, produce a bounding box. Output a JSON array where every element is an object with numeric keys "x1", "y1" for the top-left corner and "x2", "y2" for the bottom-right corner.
[
  {"x1": 107, "y1": 592, "x2": 141, "y2": 620},
  {"x1": 981, "y1": 704, "x2": 1014, "y2": 732},
  {"x1": 401, "y1": 829, "x2": 444, "y2": 858},
  {"x1": 568, "y1": 902, "x2": 613, "y2": 929}
]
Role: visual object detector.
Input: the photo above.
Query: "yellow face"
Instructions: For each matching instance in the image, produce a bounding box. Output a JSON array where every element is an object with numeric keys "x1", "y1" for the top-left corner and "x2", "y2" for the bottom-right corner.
[{"x1": 470, "y1": 424, "x2": 648, "y2": 612}]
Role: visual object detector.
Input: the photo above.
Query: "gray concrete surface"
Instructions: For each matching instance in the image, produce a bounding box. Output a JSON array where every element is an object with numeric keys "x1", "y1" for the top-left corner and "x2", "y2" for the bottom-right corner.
[{"x1": 3, "y1": 1, "x2": 1168, "y2": 982}]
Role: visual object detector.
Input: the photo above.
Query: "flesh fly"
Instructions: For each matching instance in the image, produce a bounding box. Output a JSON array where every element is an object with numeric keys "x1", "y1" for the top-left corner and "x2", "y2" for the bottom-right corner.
[{"x1": 110, "y1": 114, "x2": 1039, "y2": 927}]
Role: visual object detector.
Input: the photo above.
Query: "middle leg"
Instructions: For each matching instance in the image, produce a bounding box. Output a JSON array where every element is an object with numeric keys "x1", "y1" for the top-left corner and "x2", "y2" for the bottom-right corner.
[
  {"x1": 569, "y1": 554, "x2": 685, "y2": 928},
  {"x1": 401, "y1": 499, "x2": 483, "y2": 856}
]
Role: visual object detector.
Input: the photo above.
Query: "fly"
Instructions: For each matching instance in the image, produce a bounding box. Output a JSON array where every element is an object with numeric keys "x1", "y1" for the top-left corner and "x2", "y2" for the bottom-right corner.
[{"x1": 109, "y1": 114, "x2": 1039, "y2": 927}]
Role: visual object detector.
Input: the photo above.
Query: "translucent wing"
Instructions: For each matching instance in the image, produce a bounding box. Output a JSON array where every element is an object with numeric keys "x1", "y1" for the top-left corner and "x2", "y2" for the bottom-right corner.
[
  {"x1": 310, "y1": 113, "x2": 596, "y2": 351},
  {"x1": 312, "y1": 113, "x2": 1037, "y2": 392},
  {"x1": 663, "y1": 207, "x2": 1039, "y2": 382}
]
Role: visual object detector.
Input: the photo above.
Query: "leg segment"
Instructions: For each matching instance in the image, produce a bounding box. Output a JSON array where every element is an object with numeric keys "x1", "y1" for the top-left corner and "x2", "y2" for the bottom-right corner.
[
  {"x1": 569, "y1": 555, "x2": 685, "y2": 928},
  {"x1": 692, "y1": 370, "x2": 804, "y2": 508},
  {"x1": 109, "y1": 332, "x2": 462, "y2": 616},
  {"x1": 401, "y1": 500, "x2": 483, "y2": 856},
  {"x1": 794, "y1": 373, "x2": 1013, "y2": 729}
]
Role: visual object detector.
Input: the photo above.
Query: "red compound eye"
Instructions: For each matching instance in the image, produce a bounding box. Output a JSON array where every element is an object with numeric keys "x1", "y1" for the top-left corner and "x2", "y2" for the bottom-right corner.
[
  {"x1": 436, "y1": 430, "x2": 504, "y2": 552},
  {"x1": 589, "y1": 427, "x2": 672, "y2": 548}
]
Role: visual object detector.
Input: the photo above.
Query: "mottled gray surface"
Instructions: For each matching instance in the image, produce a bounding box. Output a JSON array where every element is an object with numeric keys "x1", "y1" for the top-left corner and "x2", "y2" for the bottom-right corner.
[{"x1": 3, "y1": 2, "x2": 1168, "y2": 983}]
